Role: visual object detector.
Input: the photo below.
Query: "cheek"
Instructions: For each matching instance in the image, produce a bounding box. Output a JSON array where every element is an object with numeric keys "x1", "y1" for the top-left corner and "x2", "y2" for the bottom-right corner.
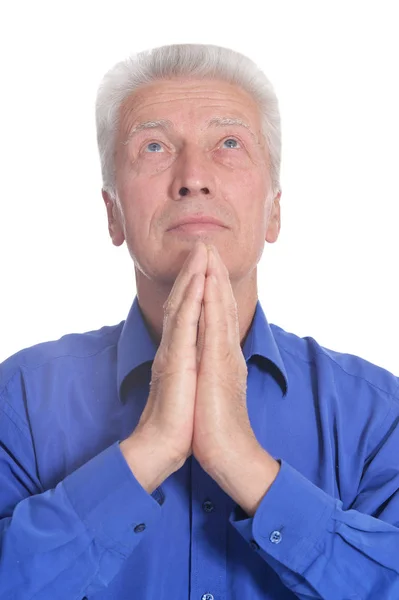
[
  {"x1": 119, "y1": 177, "x2": 167, "y2": 239},
  {"x1": 223, "y1": 171, "x2": 269, "y2": 244},
  {"x1": 224, "y1": 169, "x2": 267, "y2": 208}
]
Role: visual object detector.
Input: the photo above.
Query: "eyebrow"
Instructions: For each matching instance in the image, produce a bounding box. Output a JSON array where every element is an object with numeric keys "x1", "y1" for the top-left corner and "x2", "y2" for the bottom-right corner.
[
  {"x1": 122, "y1": 120, "x2": 173, "y2": 145},
  {"x1": 206, "y1": 117, "x2": 258, "y2": 141},
  {"x1": 122, "y1": 116, "x2": 259, "y2": 145}
]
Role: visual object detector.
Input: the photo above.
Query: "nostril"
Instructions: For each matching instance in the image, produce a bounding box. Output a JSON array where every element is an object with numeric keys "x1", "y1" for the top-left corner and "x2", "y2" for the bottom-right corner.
[{"x1": 179, "y1": 186, "x2": 210, "y2": 196}]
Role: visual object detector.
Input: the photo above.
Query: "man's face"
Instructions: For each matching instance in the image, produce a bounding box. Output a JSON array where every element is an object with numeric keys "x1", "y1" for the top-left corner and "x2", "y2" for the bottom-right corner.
[{"x1": 105, "y1": 78, "x2": 281, "y2": 285}]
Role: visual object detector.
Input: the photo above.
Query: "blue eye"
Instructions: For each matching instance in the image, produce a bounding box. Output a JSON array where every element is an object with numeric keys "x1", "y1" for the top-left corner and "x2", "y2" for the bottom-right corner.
[
  {"x1": 145, "y1": 142, "x2": 164, "y2": 153},
  {"x1": 222, "y1": 138, "x2": 240, "y2": 149}
]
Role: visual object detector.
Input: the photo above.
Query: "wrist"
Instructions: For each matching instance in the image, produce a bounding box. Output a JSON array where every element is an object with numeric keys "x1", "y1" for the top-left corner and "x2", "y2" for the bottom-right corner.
[{"x1": 119, "y1": 432, "x2": 182, "y2": 494}]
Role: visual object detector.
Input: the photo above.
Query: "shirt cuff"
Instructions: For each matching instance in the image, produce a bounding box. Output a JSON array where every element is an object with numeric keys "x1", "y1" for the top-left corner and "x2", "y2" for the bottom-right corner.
[
  {"x1": 62, "y1": 441, "x2": 163, "y2": 556},
  {"x1": 229, "y1": 458, "x2": 336, "y2": 573}
]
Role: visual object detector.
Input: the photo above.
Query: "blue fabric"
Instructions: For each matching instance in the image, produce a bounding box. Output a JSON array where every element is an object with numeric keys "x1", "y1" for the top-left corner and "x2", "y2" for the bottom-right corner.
[{"x1": 1, "y1": 296, "x2": 399, "y2": 600}]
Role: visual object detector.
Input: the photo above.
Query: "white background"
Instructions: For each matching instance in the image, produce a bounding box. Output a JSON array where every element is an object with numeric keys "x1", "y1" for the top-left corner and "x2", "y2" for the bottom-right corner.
[{"x1": 0, "y1": 1, "x2": 398, "y2": 375}]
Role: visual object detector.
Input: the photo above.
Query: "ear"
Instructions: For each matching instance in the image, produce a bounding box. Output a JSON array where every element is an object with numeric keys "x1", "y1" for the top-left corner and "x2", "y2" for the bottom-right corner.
[
  {"x1": 265, "y1": 189, "x2": 281, "y2": 244},
  {"x1": 102, "y1": 189, "x2": 125, "y2": 247}
]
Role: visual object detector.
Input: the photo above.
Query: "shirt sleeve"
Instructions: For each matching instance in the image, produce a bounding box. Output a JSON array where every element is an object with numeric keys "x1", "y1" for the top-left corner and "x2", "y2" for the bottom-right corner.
[
  {"x1": 229, "y1": 402, "x2": 399, "y2": 600},
  {"x1": 0, "y1": 391, "x2": 163, "y2": 600}
]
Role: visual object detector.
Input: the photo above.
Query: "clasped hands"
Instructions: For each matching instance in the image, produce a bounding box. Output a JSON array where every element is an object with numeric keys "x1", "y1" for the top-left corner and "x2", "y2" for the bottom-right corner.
[
  {"x1": 189, "y1": 243, "x2": 280, "y2": 516},
  {"x1": 192, "y1": 241, "x2": 257, "y2": 471},
  {"x1": 140, "y1": 240, "x2": 280, "y2": 516}
]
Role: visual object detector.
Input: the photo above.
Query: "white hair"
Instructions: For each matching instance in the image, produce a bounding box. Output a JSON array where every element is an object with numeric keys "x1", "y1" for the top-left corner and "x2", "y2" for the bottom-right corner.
[{"x1": 95, "y1": 44, "x2": 282, "y2": 200}]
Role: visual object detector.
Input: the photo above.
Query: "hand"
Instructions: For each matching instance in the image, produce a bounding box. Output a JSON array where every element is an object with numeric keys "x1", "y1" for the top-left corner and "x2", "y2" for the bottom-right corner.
[
  {"x1": 192, "y1": 245, "x2": 259, "y2": 473},
  {"x1": 132, "y1": 241, "x2": 208, "y2": 468},
  {"x1": 126, "y1": 241, "x2": 279, "y2": 509}
]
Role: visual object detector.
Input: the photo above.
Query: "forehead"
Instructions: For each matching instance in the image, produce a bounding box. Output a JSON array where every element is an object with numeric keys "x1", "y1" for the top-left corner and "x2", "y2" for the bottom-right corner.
[{"x1": 119, "y1": 78, "x2": 263, "y2": 134}]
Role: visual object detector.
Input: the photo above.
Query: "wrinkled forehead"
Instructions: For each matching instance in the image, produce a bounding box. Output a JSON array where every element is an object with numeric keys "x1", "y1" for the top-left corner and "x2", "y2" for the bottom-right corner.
[{"x1": 117, "y1": 78, "x2": 264, "y2": 141}]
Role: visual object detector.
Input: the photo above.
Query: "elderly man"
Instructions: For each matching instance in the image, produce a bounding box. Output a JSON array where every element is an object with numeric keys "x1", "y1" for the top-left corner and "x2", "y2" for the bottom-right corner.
[{"x1": 0, "y1": 44, "x2": 398, "y2": 600}]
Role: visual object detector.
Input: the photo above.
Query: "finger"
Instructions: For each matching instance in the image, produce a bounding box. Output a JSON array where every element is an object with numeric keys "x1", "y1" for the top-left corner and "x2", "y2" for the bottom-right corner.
[
  {"x1": 202, "y1": 264, "x2": 229, "y2": 356},
  {"x1": 161, "y1": 241, "x2": 208, "y2": 354},
  {"x1": 206, "y1": 246, "x2": 240, "y2": 344},
  {"x1": 164, "y1": 271, "x2": 206, "y2": 361},
  {"x1": 163, "y1": 241, "x2": 207, "y2": 312}
]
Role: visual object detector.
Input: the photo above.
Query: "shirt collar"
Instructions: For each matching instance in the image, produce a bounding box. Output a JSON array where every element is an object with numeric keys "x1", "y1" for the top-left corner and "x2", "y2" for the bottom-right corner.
[{"x1": 117, "y1": 296, "x2": 288, "y2": 403}]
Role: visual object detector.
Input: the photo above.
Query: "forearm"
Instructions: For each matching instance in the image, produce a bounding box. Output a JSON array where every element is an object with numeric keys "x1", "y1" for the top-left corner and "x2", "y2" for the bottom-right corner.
[
  {"x1": 229, "y1": 457, "x2": 399, "y2": 599},
  {"x1": 1, "y1": 442, "x2": 163, "y2": 599}
]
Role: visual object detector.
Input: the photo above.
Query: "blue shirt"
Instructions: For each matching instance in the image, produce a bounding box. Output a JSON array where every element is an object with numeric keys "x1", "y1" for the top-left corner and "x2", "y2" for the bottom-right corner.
[{"x1": 1, "y1": 297, "x2": 399, "y2": 600}]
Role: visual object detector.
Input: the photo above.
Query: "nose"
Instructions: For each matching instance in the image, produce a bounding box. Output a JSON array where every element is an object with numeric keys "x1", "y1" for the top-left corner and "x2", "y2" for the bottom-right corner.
[{"x1": 170, "y1": 145, "x2": 216, "y2": 200}]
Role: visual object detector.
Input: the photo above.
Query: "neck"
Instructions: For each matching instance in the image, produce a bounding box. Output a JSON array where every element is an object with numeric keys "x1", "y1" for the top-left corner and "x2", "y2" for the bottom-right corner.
[{"x1": 135, "y1": 267, "x2": 259, "y2": 349}]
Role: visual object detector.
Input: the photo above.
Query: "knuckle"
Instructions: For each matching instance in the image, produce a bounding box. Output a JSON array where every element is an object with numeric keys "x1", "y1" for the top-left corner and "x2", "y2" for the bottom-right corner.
[
  {"x1": 238, "y1": 361, "x2": 248, "y2": 379},
  {"x1": 163, "y1": 299, "x2": 176, "y2": 315},
  {"x1": 227, "y1": 303, "x2": 237, "y2": 320},
  {"x1": 173, "y1": 310, "x2": 186, "y2": 329},
  {"x1": 153, "y1": 345, "x2": 181, "y2": 374},
  {"x1": 152, "y1": 350, "x2": 168, "y2": 374},
  {"x1": 214, "y1": 317, "x2": 228, "y2": 333}
]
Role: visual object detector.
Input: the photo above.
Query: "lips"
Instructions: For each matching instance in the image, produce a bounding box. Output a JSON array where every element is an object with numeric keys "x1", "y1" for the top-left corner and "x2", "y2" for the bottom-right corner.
[{"x1": 167, "y1": 216, "x2": 226, "y2": 230}]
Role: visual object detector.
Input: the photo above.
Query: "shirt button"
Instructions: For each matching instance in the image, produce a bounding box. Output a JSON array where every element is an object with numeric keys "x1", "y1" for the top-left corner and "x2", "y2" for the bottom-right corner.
[
  {"x1": 201, "y1": 594, "x2": 214, "y2": 600},
  {"x1": 250, "y1": 539, "x2": 260, "y2": 551},
  {"x1": 134, "y1": 523, "x2": 146, "y2": 533},
  {"x1": 202, "y1": 500, "x2": 214, "y2": 513},
  {"x1": 269, "y1": 530, "x2": 282, "y2": 544}
]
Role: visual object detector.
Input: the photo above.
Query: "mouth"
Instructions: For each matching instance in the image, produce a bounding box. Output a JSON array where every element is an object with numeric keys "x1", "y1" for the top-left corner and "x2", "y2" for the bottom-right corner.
[{"x1": 167, "y1": 222, "x2": 227, "y2": 234}]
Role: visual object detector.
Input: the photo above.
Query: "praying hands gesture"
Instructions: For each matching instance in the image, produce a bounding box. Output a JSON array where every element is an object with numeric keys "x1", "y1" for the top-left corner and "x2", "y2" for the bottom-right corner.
[{"x1": 121, "y1": 241, "x2": 280, "y2": 516}]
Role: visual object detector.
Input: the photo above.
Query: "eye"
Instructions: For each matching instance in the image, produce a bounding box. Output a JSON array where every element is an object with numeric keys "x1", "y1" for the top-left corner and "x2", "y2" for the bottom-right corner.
[
  {"x1": 222, "y1": 138, "x2": 241, "y2": 149},
  {"x1": 145, "y1": 142, "x2": 164, "y2": 153}
]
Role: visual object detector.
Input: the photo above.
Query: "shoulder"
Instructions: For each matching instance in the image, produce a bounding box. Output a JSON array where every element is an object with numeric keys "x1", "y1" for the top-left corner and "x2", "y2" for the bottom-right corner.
[
  {"x1": 270, "y1": 322, "x2": 399, "y2": 404},
  {"x1": 0, "y1": 321, "x2": 124, "y2": 398}
]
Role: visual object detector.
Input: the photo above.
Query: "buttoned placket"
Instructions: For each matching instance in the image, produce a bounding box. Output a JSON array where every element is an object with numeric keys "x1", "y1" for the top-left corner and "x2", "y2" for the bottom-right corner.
[{"x1": 190, "y1": 456, "x2": 229, "y2": 600}]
